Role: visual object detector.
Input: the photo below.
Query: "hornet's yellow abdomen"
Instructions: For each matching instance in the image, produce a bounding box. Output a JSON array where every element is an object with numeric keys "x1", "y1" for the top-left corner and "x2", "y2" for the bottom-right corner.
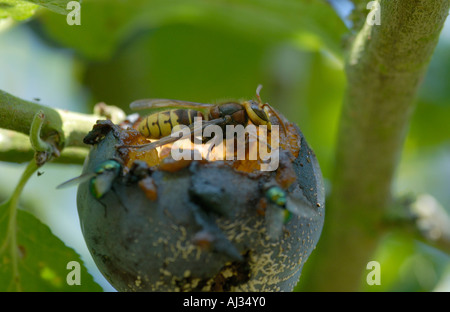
[{"x1": 137, "y1": 109, "x2": 204, "y2": 139}]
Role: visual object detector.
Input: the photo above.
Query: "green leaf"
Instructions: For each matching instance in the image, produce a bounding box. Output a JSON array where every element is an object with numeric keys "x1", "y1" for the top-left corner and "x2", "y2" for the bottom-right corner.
[
  {"x1": 0, "y1": 208, "x2": 102, "y2": 291},
  {"x1": 38, "y1": 0, "x2": 347, "y2": 60},
  {"x1": 0, "y1": 161, "x2": 102, "y2": 291},
  {"x1": 0, "y1": 0, "x2": 72, "y2": 20},
  {"x1": 0, "y1": 0, "x2": 38, "y2": 20},
  {"x1": 26, "y1": 0, "x2": 73, "y2": 15}
]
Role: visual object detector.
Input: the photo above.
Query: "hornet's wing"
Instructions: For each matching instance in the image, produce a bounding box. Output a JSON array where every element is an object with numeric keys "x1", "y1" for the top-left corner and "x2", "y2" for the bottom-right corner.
[{"x1": 130, "y1": 99, "x2": 214, "y2": 111}]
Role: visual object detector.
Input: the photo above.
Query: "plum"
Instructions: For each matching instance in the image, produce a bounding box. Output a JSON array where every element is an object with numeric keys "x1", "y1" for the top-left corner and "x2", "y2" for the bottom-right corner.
[{"x1": 76, "y1": 115, "x2": 324, "y2": 291}]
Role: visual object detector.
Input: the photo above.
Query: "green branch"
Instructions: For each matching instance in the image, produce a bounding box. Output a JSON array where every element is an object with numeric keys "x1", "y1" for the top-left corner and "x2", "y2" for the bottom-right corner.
[
  {"x1": 0, "y1": 90, "x2": 125, "y2": 165},
  {"x1": 0, "y1": 129, "x2": 88, "y2": 164},
  {"x1": 302, "y1": 0, "x2": 450, "y2": 291},
  {"x1": 0, "y1": 90, "x2": 96, "y2": 149}
]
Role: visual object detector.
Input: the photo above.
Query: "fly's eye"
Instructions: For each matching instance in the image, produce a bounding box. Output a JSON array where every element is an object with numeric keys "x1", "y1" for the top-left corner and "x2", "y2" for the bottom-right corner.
[
  {"x1": 265, "y1": 186, "x2": 287, "y2": 207},
  {"x1": 95, "y1": 160, "x2": 121, "y2": 174}
]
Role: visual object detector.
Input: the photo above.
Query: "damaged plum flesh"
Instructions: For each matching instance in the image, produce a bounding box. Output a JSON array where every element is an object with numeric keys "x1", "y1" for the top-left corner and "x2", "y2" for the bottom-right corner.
[{"x1": 76, "y1": 115, "x2": 325, "y2": 291}]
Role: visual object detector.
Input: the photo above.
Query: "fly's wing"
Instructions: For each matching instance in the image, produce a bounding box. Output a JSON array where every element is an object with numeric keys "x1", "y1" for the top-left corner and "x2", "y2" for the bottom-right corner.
[
  {"x1": 266, "y1": 192, "x2": 316, "y2": 240},
  {"x1": 130, "y1": 99, "x2": 214, "y2": 111},
  {"x1": 56, "y1": 172, "x2": 96, "y2": 189},
  {"x1": 123, "y1": 117, "x2": 228, "y2": 152},
  {"x1": 266, "y1": 204, "x2": 284, "y2": 240},
  {"x1": 285, "y1": 196, "x2": 315, "y2": 218}
]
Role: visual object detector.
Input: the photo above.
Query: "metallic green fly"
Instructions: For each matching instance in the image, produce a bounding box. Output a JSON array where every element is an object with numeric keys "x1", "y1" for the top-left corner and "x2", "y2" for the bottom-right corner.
[
  {"x1": 264, "y1": 185, "x2": 309, "y2": 240},
  {"x1": 57, "y1": 159, "x2": 121, "y2": 199}
]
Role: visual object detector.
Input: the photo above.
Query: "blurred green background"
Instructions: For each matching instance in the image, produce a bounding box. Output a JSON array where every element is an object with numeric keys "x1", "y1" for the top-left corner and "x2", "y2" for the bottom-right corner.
[{"x1": 0, "y1": 0, "x2": 449, "y2": 291}]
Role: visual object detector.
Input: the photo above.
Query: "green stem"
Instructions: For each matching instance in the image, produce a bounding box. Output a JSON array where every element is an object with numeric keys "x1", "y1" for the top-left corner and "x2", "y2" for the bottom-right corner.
[
  {"x1": 0, "y1": 160, "x2": 38, "y2": 291},
  {"x1": 29, "y1": 110, "x2": 59, "y2": 166},
  {"x1": 29, "y1": 110, "x2": 52, "y2": 153}
]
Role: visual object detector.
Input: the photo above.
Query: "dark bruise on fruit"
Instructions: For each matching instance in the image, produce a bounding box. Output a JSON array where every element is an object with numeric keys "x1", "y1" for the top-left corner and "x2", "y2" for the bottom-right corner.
[{"x1": 76, "y1": 110, "x2": 325, "y2": 292}]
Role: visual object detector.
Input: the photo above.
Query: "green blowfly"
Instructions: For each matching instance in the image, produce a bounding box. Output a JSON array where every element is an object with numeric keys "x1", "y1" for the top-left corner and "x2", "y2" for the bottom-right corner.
[
  {"x1": 57, "y1": 159, "x2": 122, "y2": 199},
  {"x1": 264, "y1": 185, "x2": 308, "y2": 240}
]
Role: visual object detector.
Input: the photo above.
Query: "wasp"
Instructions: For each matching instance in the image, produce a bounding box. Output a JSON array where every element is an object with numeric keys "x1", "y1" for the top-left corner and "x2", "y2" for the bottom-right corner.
[
  {"x1": 120, "y1": 85, "x2": 286, "y2": 152},
  {"x1": 56, "y1": 159, "x2": 122, "y2": 199},
  {"x1": 263, "y1": 184, "x2": 311, "y2": 240}
]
